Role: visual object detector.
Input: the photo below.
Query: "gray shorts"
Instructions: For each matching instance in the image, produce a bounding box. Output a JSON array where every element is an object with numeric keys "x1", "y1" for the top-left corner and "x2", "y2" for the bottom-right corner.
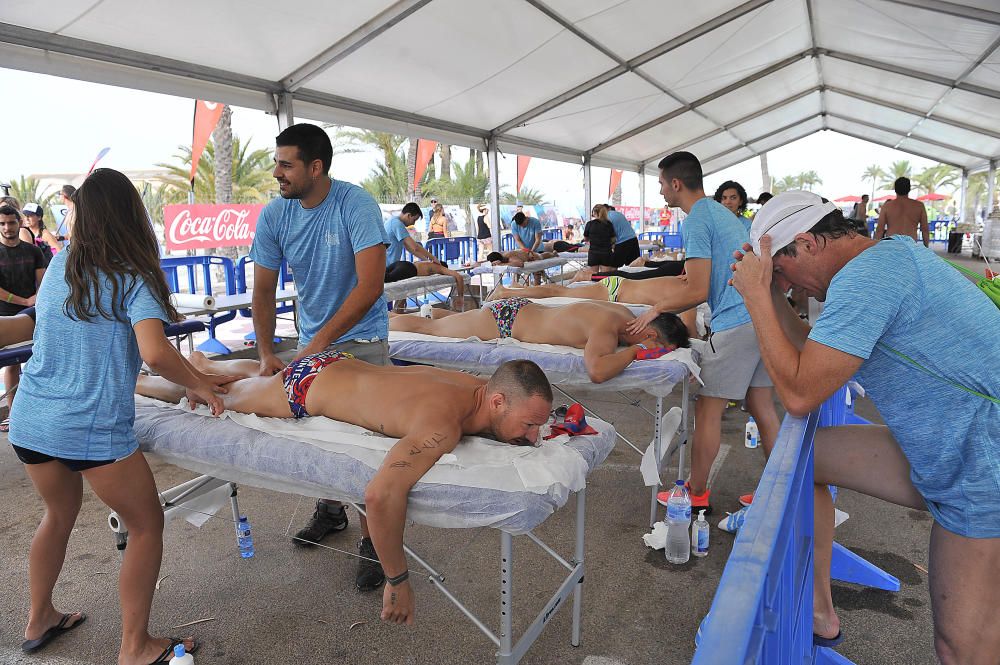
[
  {"x1": 285, "y1": 338, "x2": 390, "y2": 367},
  {"x1": 697, "y1": 321, "x2": 773, "y2": 399}
]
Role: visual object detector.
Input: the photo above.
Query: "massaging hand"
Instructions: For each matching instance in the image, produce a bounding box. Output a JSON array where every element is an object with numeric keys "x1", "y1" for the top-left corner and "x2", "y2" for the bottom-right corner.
[
  {"x1": 626, "y1": 307, "x2": 660, "y2": 335},
  {"x1": 185, "y1": 373, "x2": 237, "y2": 416},
  {"x1": 382, "y1": 579, "x2": 415, "y2": 626},
  {"x1": 730, "y1": 235, "x2": 773, "y2": 298},
  {"x1": 258, "y1": 353, "x2": 286, "y2": 376}
]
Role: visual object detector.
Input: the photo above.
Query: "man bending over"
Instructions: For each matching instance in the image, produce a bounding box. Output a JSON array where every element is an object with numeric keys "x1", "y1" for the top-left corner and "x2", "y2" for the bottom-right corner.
[
  {"x1": 135, "y1": 356, "x2": 554, "y2": 627},
  {"x1": 390, "y1": 300, "x2": 689, "y2": 383}
]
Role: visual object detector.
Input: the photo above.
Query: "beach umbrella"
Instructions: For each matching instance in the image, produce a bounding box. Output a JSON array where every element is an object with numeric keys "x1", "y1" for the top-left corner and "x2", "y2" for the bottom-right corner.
[
  {"x1": 872, "y1": 193, "x2": 896, "y2": 202},
  {"x1": 917, "y1": 192, "x2": 949, "y2": 201},
  {"x1": 834, "y1": 195, "x2": 861, "y2": 203}
]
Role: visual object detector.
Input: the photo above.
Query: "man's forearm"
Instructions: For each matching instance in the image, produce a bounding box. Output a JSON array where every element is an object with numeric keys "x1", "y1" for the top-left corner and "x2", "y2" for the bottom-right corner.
[
  {"x1": 366, "y1": 490, "x2": 409, "y2": 579},
  {"x1": 743, "y1": 289, "x2": 806, "y2": 405},
  {"x1": 587, "y1": 346, "x2": 639, "y2": 383},
  {"x1": 309, "y1": 285, "x2": 382, "y2": 349},
  {"x1": 770, "y1": 284, "x2": 811, "y2": 350},
  {"x1": 252, "y1": 293, "x2": 278, "y2": 357},
  {"x1": 650, "y1": 280, "x2": 705, "y2": 315}
]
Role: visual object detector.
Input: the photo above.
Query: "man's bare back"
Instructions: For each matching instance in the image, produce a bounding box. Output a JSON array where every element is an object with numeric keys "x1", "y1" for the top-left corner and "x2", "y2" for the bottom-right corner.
[
  {"x1": 489, "y1": 275, "x2": 682, "y2": 306},
  {"x1": 876, "y1": 196, "x2": 929, "y2": 245}
]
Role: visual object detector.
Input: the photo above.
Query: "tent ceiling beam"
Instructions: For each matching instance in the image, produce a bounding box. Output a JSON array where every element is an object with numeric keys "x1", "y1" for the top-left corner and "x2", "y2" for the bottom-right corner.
[
  {"x1": 282, "y1": 0, "x2": 433, "y2": 92},
  {"x1": 702, "y1": 127, "x2": 819, "y2": 177},
  {"x1": 589, "y1": 48, "x2": 813, "y2": 155},
  {"x1": 826, "y1": 112, "x2": 992, "y2": 161},
  {"x1": 492, "y1": 0, "x2": 773, "y2": 135},
  {"x1": 821, "y1": 48, "x2": 1000, "y2": 101},
  {"x1": 879, "y1": 0, "x2": 1000, "y2": 25},
  {"x1": 831, "y1": 127, "x2": 963, "y2": 169},
  {"x1": 826, "y1": 85, "x2": 1000, "y2": 141},
  {"x1": 637, "y1": 85, "x2": 822, "y2": 165},
  {"x1": 0, "y1": 22, "x2": 279, "y2": 94},
  {"x1": 701, "y1": 114, "x2": 821, "y2": 165}
]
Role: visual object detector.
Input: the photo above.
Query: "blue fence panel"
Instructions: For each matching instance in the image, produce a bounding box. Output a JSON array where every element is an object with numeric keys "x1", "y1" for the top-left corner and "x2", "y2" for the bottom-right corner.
[
  {"x1": 640, "y1": 231, "x2": 683, "y2": 249},
  {"x1": 500, "y1": 233, "x2": 516, "y2": 251},
  {"x1": 426, "y1": 236, "x2": 477, "y2": 265},
  {"x1": 160, "y1": 255, "x2": 237, "y2": 354},
  {"x1": 235, "y1": 256, "x2": 295, "y2": 318},
  {"x1": 541, "y1": 227, "x2": 561, "y2": 241}
]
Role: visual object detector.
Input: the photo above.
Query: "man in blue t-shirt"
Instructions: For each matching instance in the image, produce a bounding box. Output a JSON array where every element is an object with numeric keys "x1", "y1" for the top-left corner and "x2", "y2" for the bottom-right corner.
[
  {"x1": 733, "y1": 190, "x2": 1000, "y2": 657},
  {"x1": 606, "y1": 205, "x2": 640, "y2": 267},
  {"x1": 510, "y1": 212, "x2": 542, "y2": 252},
  {"x1": 628, "y1": 152, "x2": 779, "y2": 515},
  {"x1": 250, "y1": 123, "x2": 388, "y2": 591},
  {"x1": 384, "y1": 202, "x2": 438, "y2": 267}
]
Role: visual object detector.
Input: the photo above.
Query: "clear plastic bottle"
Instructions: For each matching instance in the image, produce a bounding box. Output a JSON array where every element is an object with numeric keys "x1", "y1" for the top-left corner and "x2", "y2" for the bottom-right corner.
[
  {"x1": 691, "y1": 509, "x2": 709, "y2": 557},
  {"x1": 420, "y1": 303, "x2": 433, "y2": 318},
  {"x1": 665, "y1": 480, "x2": 691, "y2": 564},
  {"x1": 236, "y1": 515, "x2": 255, "y2": 559},
  {"x1": 745, "y1": 417, "x2": 759, "y2": 449},
  {"x1": 169, "y1": 643, "x2": 195, "y2": 665}
]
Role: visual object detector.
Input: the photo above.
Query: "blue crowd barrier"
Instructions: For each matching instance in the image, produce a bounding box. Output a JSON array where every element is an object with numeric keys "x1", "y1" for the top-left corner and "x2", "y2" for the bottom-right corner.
[
  {"x1": 426, "y1": 236, "x2": 477, "y2": 265},
  {"x1": 500, "y1": 233, "x2": 517, "y2": 251},
  {"x1": 160, "y1": 255, "x2": 237, "y2": 355},
  {"x1": 235, "y1": 256, "x2": 295, "y2": 347},
  {"x1": 640, "y1": 230, "x2": 683, "y2": 249},
  {"x1": 541, "y1": 227, "x2": 561, "y2": 241}
]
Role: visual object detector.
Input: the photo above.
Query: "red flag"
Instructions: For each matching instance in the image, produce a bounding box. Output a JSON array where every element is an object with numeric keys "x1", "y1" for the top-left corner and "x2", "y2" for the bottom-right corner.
[
  {"x1": 517, "y1": 155, "x2": 531, "y2": 192},
  {"x1": 608, "y1": 169, "x2": 623, "y2": 199},
  {"x1": 190, "y1": 100, "x2": 225, "y2": 185},
  {"x1": 413, "y1": 139, "x2": 437, "y2": 191}
]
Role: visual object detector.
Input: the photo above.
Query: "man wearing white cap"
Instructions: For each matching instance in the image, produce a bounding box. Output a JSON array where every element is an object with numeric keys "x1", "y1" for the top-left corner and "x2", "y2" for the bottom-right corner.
[
  {"x1": 731, "y1": 190, "x2": 1000, "y2": 657},
  {"x1": 629, "y1": 151, "x2": 780, "y2": 515}
]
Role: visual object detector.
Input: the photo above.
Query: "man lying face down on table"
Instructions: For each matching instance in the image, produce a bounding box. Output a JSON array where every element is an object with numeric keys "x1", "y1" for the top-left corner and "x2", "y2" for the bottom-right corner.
[
  {"x1": 131, "y1": 352, "x2": 554, "y2": 627},
  {"x1": 389, "y1": 299, "x2": 690, "y2": 383}
]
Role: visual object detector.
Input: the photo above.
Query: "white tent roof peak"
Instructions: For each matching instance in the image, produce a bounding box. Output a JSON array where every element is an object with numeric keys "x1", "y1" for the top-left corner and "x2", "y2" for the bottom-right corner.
[{"x1": 1, "y1": 0, "x2": 997, "y2": 175}]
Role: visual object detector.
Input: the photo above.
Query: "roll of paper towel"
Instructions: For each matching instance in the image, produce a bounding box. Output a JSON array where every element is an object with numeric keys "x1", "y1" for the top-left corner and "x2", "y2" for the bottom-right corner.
[{"x1": 170, "y1": 293, "x2": 215, "y2": 310}]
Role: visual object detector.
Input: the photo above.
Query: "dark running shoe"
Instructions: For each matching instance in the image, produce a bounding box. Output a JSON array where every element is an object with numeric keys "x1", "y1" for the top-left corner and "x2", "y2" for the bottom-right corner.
[
  {"x1": 356, "y1": 537, "x2": 385, "y2": 592},
  {"x1": 292, "y1": 502, "x2": 348, "y2": 547}
]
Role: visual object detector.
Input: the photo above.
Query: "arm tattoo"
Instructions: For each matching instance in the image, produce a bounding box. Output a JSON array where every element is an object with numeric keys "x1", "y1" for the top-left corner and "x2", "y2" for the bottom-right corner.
[{"x1": 389, "y1": 461, "x2": 412, "y2": 469}]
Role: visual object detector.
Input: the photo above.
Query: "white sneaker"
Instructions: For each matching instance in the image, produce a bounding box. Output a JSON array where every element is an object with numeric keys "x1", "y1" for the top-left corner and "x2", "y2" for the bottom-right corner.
[{"x1": 718, "y1": 505, "x2": 750, "y2": 534}]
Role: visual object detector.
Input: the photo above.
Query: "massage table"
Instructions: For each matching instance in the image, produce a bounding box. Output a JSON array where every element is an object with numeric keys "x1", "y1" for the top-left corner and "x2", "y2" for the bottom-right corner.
[
  {"x1": 383, "y1": 273, "x2": 472, "y2": 311},
  {"x1": 388, "y1": 302, "x2": 700, "y2": 527},
  {"x1": 128, "y1": 398, "x2": 616, "y2": 665},
  {"x1": 471, "y1": 257, "x2": 572, "y2": 287}
]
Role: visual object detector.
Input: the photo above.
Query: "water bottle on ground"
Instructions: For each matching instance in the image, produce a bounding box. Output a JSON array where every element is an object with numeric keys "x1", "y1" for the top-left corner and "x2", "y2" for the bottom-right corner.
[
  {"x1": 169, "y1": 643, "x2": 194, "y2": 664},
  {"x1": 692, "y1": 509, "x2": 709, "y2": 557},
  {"x1": 420, "y1": 303, "x2": 433, "y2": 318},
  {"x1": 237, "y1": 515, "x2": 255, "y2": 558},
  {"x1": 665, "y1": 480, "x2": 691, "y2": 564},
  {"x1": 745, "y1": 417, "x2": 759, "y2": 449}
]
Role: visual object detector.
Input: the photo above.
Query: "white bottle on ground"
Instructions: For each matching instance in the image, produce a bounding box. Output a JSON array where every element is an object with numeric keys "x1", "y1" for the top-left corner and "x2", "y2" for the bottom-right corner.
[
  {"x1": 691, "y1": 509, "x2": 709, "y2": 557},
  {"x1": 745, "y1": 417, "x2": 759, "y2": 449},
  {"x1": 169, "y1": 644, "x2": 194, "y2": 665},
  {"x1": 420, "y1": 303, "x2": 433, "y2": 318},
  {"x1": 665, "y1": 480, "x2": 691, "y2": 565}
]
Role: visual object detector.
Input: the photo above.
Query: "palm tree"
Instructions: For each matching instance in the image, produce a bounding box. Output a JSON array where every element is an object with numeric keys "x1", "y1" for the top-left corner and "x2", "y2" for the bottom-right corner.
[
  {"x1": 862, "y1": 164, "x2": 886, "y2": 199},
  {"x1": 772, "y1": 175, "x2": 799, "y2": 194},
  {"x1": 912, "y1": 164, "x2": 958, "y2": 196},
  {"x1": 439, "y1": 144, "x2": 452, "y2": 183},
  {"x1": 435, "y1": 158, "x2": 489, "y2": 224},
  {"x1": 759, "y1": 153, "x2": 771, "y2": 194},
  {"x1": 361, "y1": 148, "x2": 409, "y2": 203},
  {"x1": 333, "y1": 128, "x2": 404, "y2": 168},
  {"x1": 212, "y1": 105, "x2": 234, "y2": 204},
  {"x1": 405, "y1": 136, "x2": 419, "y2": 200},
  {"x1": 797, "y1": 170, "x2": 823, "y2": 191},
  {"x1": 140, "y1": 181, "x2": 186, "y2": 230},
  {"x1": 7, "y1": 175, "x2": 56, "y2": 210},
  {"x1": 501, "y1": 188, "x2": 547, "y2": 205},
  {"x1": 879, "y1": 160, "x2": 912, "y2": 188},
  {"x1": 156, "y1": 136, "x2": 277, "y2": 204}
]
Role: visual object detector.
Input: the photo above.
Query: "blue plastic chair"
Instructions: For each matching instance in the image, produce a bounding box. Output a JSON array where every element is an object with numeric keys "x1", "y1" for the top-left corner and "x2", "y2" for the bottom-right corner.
[
  {"x1": 235, "y1": 256, "x2": 295, "y2": 346},
  {"x1": 160, "y1": 255, "x2": 237, "y2": 355}
]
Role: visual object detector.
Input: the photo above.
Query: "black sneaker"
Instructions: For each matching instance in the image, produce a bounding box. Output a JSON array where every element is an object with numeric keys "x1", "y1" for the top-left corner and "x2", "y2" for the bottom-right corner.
[
  {"x1": 356, "y1": 537, "x2": 385, "y2": 592},
  {"x1": 292, "y1": 502, "x2": 348, "y2": 547}
]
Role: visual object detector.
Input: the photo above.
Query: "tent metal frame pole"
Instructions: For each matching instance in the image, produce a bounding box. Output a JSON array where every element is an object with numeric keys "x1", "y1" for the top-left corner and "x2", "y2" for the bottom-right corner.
[
  {"x1": 282, "y1": 0, "x2": 432, "y2": 91},
  {"x1": 960, "y1": 169, "x2": 969, "y2": 226},
  {"x1": 700, "y1": 114, "x2": 822, "y2": 164},
  {"x1": 638, "y1": 165, "x2": 646, "y2": 232},
  {"x1": 276, "y1": 92, "x2": 295, "y2": 130},
  {"x1": 492, "y1": 0, "x2": 774, "y2": 135},
  {"x1": 583, "y1": 156, "x2": 592, "y2": 224},
  {"x1": 830, "y1": 127, "x2": 964, "y2": 169},
  {"x1": 879, "y1": 0, "x2": 1000, "y2": 25},
  {"x1": 702, "y1": 129, "x2": 814, "y2": 177},
  {"x1": 487, "y1": 137, "x2": 502, "y2": 251},
  {"x1": 825, "y1": 112, "x2": 992, "y2": 162},
  {"x1": 989, "y1": 160, "x2": 998, "y2": 215}
]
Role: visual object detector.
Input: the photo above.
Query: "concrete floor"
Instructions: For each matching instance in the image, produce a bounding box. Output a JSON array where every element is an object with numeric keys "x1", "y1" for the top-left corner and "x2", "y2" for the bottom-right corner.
[{"x1": 0, "y1": 376, "x2": 936, "y2": 665}]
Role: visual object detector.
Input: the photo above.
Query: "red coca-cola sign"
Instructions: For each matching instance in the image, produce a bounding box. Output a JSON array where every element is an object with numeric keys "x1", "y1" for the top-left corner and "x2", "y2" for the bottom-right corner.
[{"x1": 164, "y1": 204, "x2": 263, "y2": 250}]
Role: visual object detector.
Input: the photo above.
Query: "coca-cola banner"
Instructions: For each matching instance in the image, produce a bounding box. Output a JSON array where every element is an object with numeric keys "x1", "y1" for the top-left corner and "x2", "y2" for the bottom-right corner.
[{"x1": 164, "y1": 204, "x2": 262, "y2": 250}]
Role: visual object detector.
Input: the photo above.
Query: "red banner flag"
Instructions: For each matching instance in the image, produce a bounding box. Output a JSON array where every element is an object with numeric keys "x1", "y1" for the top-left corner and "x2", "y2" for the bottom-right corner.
[
  {"x1": 516, "y1": 155, "x2": 531, "y2": 193},
  {"x1": 163, "y1": 203, "x2": 262, "y2": 251},
  {"x1": 608, "y1": 169, "x2": 623, "y2": 199},
  {"x1": 413, "y1": 139, "x2": 437, "y2": 192},
  {"x1": 190, "y1": 101, "x2": 225, "y2": 184}
]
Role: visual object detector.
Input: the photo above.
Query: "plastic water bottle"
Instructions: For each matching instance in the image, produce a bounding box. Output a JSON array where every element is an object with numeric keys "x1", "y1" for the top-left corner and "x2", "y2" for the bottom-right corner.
[
  {"x1": 420, "y1": 303, "x2": 433, "y2": 318},
  {"x1": 169, "y1": 643, "x2": 194, "y2": 664},
  {"x1": 691, "y1": 510, "x2": 709, "y2": 557},
  {"x1": 236, "y1": 516, "x2": 254, "y2": 558},
  {"x1": 665, "y1": 480, "x2": 691, "y2": 564},
  {"x1": 745, "y1": 417, "x2": 759, "y2": 449}
]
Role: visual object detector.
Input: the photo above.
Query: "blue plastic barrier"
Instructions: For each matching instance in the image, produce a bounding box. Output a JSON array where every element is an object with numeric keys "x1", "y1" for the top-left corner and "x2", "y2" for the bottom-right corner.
[
  {"x1": 500, "y1": 233, "x2": 516, "y2": 251},
  {"x1": 541, "y1": 227, "x2": 561, "y2": 241},
  {"x1": 235, "y1": 256, "x2": 294, "y2": 346},
  {"x1": 639, "y1": 231, "x2": 683, "y2": 249},
  {"x1": 160, "y1": 256, "x2": 237, "y2": 355},
  {"x1": 426, "y1": 236, "x2": 477, "y2": 265}
]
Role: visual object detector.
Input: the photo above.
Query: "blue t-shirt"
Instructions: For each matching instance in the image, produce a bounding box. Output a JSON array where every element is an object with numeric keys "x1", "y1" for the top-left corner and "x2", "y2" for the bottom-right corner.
[
  {"x1": 608, "y1": 210, "x2": 637, "y2": 243},
  {"x1": 809, "y1": 237, "x2": 1000, "y2": 537},
  {"x1": 384, "y1": 216, "x2": 411, "y2": 266},
  {"x1": 512, "y1": 217, "x2": 542, "y2": 250},
  {"x1": 250, "y1": 180, "x2": 388, "y2": 346},
  {"x1": 681, "y1": 197, "x2": 751, "y2": 332},
  {"x1": 9, "y1": 251, "x2": 169, "y2": 460}
]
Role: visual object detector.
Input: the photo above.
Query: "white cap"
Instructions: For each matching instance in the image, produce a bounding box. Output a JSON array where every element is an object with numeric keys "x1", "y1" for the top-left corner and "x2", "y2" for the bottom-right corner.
[
  {"x1": 750, "y1": 190, "x2": 838, "y2": 256},
  {"x1": 21, "y1": 202, "x2": 42, "y2": 216}
]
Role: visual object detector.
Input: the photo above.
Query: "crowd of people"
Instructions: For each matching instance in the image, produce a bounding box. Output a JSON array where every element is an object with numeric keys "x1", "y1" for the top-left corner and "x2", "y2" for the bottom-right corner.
[{"x1": 3, "y1": 122, "x2": 997, "y2": 665}]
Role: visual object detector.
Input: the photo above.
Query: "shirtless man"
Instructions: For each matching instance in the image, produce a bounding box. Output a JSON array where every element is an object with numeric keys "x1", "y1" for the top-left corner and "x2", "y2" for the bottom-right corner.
[
  {"x1": 389, "y1": 299, "x2": 689, "y2": 383},
  {"x1": 488, "y1": 273, "x2": 682, "y2": 307},
  {"x1": 874, "y1": 177, "x2": 929, "y2": 246},
  {"x1": 484, "y1": 249, "x2": 556, "y2": 267},
  {"x1": 136, "y1": 354, "x2": 553, "y2": 627},
  {"x1": 384, "y1": 260, "x2": 465, "y2": 309}
]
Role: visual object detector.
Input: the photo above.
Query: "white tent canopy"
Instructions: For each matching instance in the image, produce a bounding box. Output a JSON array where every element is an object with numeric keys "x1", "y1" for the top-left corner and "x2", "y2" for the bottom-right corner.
[{"x1": 1, "y1": 0, "x2": 998, "y2": 177}]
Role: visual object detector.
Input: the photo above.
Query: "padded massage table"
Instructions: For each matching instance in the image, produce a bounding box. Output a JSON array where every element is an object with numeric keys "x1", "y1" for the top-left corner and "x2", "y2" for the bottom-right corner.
[
  {"x1": 383, "y1": 273, "x2": 469, "y2": 310},
  {"x1": 471, "y1": 257, "x2": 572, "y2": 286},
  {"x1": 130, "y1": 397, "x2": 616, "y2": 665},
  {"x1": 388, "y1": 300, "x2": 700, "y2": 527}
]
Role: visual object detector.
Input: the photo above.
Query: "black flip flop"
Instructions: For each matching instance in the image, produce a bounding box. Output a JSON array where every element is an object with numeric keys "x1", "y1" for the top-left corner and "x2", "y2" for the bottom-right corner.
[
  {"x1": 149, "y1": 638, "x2": 200, "y2": 664},
  {"x1": 20, "y1": 612, "x2": 87, "y2": 653},
  {"x1": 813, "y1": 629, "x2": 844, "y2": 648}
]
